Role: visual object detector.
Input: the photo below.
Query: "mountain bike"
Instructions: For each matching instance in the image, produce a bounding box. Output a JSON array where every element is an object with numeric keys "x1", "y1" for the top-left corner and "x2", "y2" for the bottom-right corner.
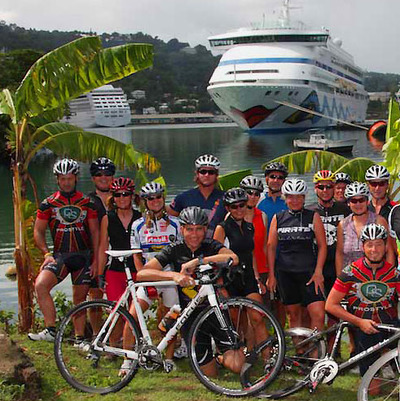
[
  {"x1": 259, "y1": 321, "x2": 400, "y2": 400},
  {"x1": 54, "y1": 249, "x2": 285, "y2": 397}
]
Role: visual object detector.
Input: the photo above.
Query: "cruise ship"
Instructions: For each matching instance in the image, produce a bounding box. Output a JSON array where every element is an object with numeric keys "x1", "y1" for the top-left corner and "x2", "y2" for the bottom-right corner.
[
  {"x1": 64, "y1": 85, "x2": 131, "y2": 128},
  {"x1": 207, "y1": 0, "x2": 369, "y2": 133}
]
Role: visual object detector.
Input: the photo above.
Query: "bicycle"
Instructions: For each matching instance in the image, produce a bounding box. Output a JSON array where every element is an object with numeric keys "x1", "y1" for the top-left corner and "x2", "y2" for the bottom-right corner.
[
  {"x1": 259, "y1": 321, "x2": 400, "y2": 400},
  {"x1": 54, "y1": 249, "x2": 286, "y2": 397}
]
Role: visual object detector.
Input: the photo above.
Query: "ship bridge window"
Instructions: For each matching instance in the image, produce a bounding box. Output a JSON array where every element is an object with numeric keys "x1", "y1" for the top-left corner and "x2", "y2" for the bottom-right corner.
[
  {"x1": 210, "y1": 34, "x2": 328, "y2": 47},
  {"x1": 227, "y1": 69, "x2": 279, "y2": 75}
]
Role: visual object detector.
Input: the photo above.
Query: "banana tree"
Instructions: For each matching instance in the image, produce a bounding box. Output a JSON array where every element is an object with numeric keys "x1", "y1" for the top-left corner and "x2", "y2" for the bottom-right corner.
[{"x1": 0, "y1": 36, "x2": 157, "y2": 331}]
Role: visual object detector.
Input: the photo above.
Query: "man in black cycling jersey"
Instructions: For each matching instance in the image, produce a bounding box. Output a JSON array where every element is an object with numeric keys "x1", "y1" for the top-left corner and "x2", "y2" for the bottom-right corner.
[
  {"x1": 326, "y1": 223, "x2": 400, "y2": 376},
  {"x1": 28, "y1": 159, "x2": 99, "y2": 342},
  {"x1": 136, "y1": 206, "x2": 238, "y2": 376}
]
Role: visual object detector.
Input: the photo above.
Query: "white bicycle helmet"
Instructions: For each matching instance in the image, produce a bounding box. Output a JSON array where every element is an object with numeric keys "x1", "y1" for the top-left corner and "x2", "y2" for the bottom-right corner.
[
  {"x1": 335, "y1": 172, "x2": 352, "y2": 184},
  {"x1": 53, "y1": 158, "x2": 80, "y2": 176},
  {"x1": 344, "y1": 181, "x2": 370, "y2": 199},
  {"x1": 240, "y1": 176, "x2": 264, "y2": 192},
  {"x1": 365, "y1": 165, "x2": 390, "y2": 181},
  {"x1": 140, "y1": 182, "x2": 165, "y2": 198},
  {"x1": 361, "y1": 223, "x2": 388, "y2": 242},
  {"x1": 195, "y1": 154, "x2": 220, "y2": 171},
  {"x1": 179, "y1": 206, "x2": 209, "y2": 226},
  {"x1": 281, "y1": 178, "x2": 308, "y2": 195}
]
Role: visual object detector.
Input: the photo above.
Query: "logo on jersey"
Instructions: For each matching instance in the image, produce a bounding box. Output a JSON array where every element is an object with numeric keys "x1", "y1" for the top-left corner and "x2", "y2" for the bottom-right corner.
[
  {"x1": 324, "y1": 222, "x2": 337, "y2": 246},
  {"x1": 147, "y1": 235, "x2": 169, "y2": 244},
  {"x1": 359, "y1": 281, "x2": 389, "y2": 303},
  {"x1": 56, "y1": 206, "x2": 86, "y2": 224}
]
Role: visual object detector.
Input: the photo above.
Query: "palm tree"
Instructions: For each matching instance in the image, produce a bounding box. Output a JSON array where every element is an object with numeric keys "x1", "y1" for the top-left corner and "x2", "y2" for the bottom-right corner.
[{"x1": 0, "y1": 36, "x2": 158, "y2": 331}]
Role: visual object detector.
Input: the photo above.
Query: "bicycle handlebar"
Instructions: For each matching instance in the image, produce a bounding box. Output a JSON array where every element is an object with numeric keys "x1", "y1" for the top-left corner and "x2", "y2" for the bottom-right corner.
[{"x1": 195, "y1": 258, "x2": 242, "y2": 286}]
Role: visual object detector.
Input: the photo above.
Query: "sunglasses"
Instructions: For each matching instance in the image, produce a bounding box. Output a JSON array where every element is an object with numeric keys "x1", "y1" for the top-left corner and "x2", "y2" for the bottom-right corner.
[
  {"x1": 147, "y1": 194, "x2": 163, "y2": 201},
  {"x1": 316, "y1": 185, "x2": 334, "y2": 190},
  {"x1": 114, "y1": 192, "x2": 132, "y2": 198},
  {"x1": 94, "y1": 171, "x2": 113, "y2": 177},
  {"x1": 349, "y1": 197, "x2": 367, "y2": 204},
  {"x1": 246, "y1": 190, "x2": 261, "y2": 197},
  {"x1": 368, "y1": 181, "x2": 388, "y2": 188},
  {"x1": 269, "y1": 174, "x2": 285, "y2": 180},
  {"x1": 230, "y1": 202, "x2": 246, "y2": 210},
  {"x1": 198, "y1": 169, "x2": 217, "y2": 176}
]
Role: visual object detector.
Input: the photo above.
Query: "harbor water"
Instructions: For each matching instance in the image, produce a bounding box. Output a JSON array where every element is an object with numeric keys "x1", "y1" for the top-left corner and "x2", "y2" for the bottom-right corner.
[{"x1": 0, "y1": 124, "x2": 383, "y2": 314}]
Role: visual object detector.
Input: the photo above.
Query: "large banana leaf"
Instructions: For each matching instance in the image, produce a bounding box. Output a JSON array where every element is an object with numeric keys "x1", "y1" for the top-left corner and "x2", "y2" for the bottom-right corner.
[
  {"x1": 218, "y1": 169, "x2": 252, "y2": 191},
  {"x1": 333, "y1": 158, "x2": 375, "y2": 181},
  {"x1": 386, "y1": 98, "x2": 400, "y2": 142},
  {"x1": 0, "y1": 89, "x2": 16, "y2": 120},
  {"x1": 26, "y1": 122, "x2": 161, "y2": 174},
  {"x1": 14, "y1": 36, "x2": 153, "y2": 121}
]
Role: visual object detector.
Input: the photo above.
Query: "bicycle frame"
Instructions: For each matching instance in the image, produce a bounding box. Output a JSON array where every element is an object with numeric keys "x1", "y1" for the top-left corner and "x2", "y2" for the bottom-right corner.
[{"x1": 91, "y1": 260, "x2": 232, "y2": 361}]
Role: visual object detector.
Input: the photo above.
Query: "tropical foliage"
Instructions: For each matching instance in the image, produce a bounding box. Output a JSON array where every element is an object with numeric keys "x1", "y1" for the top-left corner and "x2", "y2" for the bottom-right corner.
[
  {"x1": 0, "y1": 35, "x2": 156, "y2": 331},
  {"x1": 263, "y1": 99, "x2": 400, "y2": 199}
]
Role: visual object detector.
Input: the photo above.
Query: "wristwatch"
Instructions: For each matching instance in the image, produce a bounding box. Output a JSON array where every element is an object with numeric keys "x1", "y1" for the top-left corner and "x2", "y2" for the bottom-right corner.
[{"x1": 198, "y1": 255, "x2": 204, "y2": 266}]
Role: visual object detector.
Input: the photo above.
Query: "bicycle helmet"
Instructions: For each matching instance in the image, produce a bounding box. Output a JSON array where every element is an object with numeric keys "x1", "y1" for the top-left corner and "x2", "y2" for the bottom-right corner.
[
  {"x1": 240, "y1": 175, "x2": 264, "y2": 192},
  {"x1": 90, "y1": 157, "x2": 116, "y2": 176},
  {"x1": 264, "y1": 162, "x2": 288, "y2": 178},
  {"x1": 194, "y1": 154, "x2": 220, "y2": 171},
  {"x1": 281, "y1": 178, "x2": 308, "y2": 195},
  {"x1": 335, "y1": 172, "x2": 352, "y2": 184},
  {"x1": 179, "y1": 206, "x2": 209, "y2": 226},
  {"x1": 110, "y1": 177, "x2": 135, "y2": 193},
  {"x1": 223, "y1": 187, "x2": 248, "y2": 206},
  {"x1": 140, "y1": 182, "x2": 165, "y2": 198},
  {"x1": 313, "y1": 170, "x2": 336, "y2": 183},
  {"x1": 53, "y1": 158, "x2": 80, "y2": 176},
  {"x1": 365, "y1": 165, "x2": 390, "y2": 181},
  {"x1": 344, "y1": 181, "x2": 369, "y2": 199},
  {"x1": 360, "y1": 223, "x2": 388, "y2": 242}
]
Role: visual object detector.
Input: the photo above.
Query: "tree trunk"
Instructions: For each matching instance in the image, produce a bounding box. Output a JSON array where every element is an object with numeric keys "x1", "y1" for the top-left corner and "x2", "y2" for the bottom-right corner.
[{"x1": 12, "y1": 162, "x2": 35, "y2": 332}]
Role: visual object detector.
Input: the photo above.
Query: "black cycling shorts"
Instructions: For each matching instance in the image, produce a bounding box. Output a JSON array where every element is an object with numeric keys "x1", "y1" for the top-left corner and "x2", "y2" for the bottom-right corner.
[
  {"x1": 276, "y1": 269, "x2": 325, "y2": 306},
  {"x1": 43, "y1": 251, "x2": 92, "y2": 286},
  {"x1": 225, "y1": 266, "x2": 258, "y2": 297}
]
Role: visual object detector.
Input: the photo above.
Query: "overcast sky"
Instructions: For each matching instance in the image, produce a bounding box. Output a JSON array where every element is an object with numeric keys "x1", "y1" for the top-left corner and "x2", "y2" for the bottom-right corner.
[{"x1": 1, "y1": 0, "x2": 399, "y2": 75}]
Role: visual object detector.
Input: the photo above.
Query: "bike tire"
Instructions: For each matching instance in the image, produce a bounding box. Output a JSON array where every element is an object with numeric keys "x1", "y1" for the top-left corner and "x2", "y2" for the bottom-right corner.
[
  {"x1": 54, "y1": 299, "x2": 141, "y2": 394},
  {"x1": 357, "y1": 348, "x2": 400, "y2": 401},
  {"x1": 188, "y1": 297, "x2": 285, "y2": 397},
  {"x1": 264, "y1": 327, "x2": 327, "y2": 399}
]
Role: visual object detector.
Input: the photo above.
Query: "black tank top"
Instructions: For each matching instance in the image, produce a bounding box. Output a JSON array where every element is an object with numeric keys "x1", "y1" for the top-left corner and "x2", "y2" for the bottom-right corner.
[
  {"x1": 276, "y1": 208, "x2": 317, "y2": 273},
  {"x1": 107, "y1": 209, "x2": 141, "y2": 272},
  {"x1": 218, "y1": 215, "x2": 254, "y2": 269}
]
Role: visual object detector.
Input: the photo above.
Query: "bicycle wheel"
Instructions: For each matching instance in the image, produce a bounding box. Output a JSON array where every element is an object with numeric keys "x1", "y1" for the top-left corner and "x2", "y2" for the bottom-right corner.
[
  {"x1": 358, "y1": 348, "x2": 400, "y2": 400},
  {"x1": 264, "y1": 327, "x2": 327, "y2": 399},
  {"x1": 54, "y1": 300, "x2": 141, "y2": 394},
  {"x1": 188, "y1": 297, "x2": 285, "y2": 397}
]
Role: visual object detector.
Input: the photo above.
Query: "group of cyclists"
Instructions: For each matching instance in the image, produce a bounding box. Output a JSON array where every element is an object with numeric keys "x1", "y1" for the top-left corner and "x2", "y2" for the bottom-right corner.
[{"x1": 27, "y1": 152, "x2": 400, "y2": 381}]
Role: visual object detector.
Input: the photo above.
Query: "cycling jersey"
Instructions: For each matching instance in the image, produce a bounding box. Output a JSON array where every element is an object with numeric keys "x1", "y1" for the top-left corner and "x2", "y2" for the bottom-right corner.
[
  {"x1": 308, "y1": 201, "x2": 350, "y2": 279},
  {"x1": 217, "y1": 215, "x2": 258, "y2": 297},
  {"x1": 333, "y1": 257, "x2": 400, "y2": 323},
  {"x1": 37, "y1": 190, "x2": 97, "y2": 253},
  {"x1": 368, "y1": 199, "x2": 397, "y2": 222},
  {"x1": 170, "y1": 188, "x2": 225, "y2": 238},
  {"x1": 275, "y1": 208, "x2": 317, "y2": 273},
  {"x1": 87, "y1": 191, "x2": 107, "y2": 223},
  {"x1": 257, "y1": 193, "x2": 287, "y2": 233},
  {"x1": 107, "y1": 209, "x2": 141, "y2": 272},
  {"x1": 130, "y1": 215, "x2": 181, "y2": 264}
]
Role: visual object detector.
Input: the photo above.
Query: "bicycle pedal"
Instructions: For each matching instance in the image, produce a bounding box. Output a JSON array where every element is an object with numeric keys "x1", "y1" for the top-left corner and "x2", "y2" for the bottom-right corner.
[{"x1": 163, "y1": 360, "x2": 175, "y2": 373}]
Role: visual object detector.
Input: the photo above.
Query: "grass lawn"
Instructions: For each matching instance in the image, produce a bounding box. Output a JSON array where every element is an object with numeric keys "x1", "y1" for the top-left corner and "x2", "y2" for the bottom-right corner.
[{"x1": 11, "y1": 334, "x2": 361, "y2": 401}]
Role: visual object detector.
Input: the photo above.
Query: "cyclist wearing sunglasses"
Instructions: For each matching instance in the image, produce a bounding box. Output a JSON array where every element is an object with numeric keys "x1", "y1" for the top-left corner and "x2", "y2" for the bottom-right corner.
[
  {"x1": 327, "y1": 223, "x2": 400, "y2": 377},
  {"x1": 267, "y1": 178, "x2": 327, "y2": 332},
  {"x1": 308, "y1": 170, "x2": 350, "y2": 297},
  {"x1": 29, "y1": 159, "x2": 99, "y2": 342},
  {"x1": 365, "y1": 165, "x2": 397, "y2": 221},
  {"x1": 98, "y1": 177, "x2": 141, "y2": 302},
  {"x1": 167, "y1": 154, "x2": 225, "y2": 239}
]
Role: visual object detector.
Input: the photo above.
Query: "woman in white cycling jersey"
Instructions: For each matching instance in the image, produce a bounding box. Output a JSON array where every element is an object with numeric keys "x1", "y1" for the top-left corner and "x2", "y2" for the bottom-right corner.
[{"x1": 120, "y1": 182, "x2": 181, "y2": 375}]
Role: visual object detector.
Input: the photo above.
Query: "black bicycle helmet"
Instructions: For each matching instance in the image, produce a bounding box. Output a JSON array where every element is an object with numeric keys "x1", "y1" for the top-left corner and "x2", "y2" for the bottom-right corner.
[
  {"x1": 264, "y1": 162, "x2": 288, "y2": 178},
  {"x1": 53, "y1": 158, "x2": 80, "y2": 176},
  {"x1": 90, "y1": 157, "x2": 116, "y2": 176},
  {"x1": 223, "y1": 187, "x2": 248, "y2": 206},
  {"x1": 179, "y1": 206, "x2": 208, "y2": 226},
  {"x1": 240, "y1": 175, "x2": 264, "y2": 192}
]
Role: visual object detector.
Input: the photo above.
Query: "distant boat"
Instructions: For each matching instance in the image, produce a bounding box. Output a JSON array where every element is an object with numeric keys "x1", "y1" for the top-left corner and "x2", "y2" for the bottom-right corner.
[
  {"x1": 293, "y1": 131, "x2": 356, "y2": 153},
  {"x1": 63, "y1": 85, "x2": 131, "y2": 128}
]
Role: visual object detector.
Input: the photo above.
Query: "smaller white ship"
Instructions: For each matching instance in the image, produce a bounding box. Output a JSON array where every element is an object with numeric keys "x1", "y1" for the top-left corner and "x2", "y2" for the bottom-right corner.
[
  {"x1": 64, "y1": 85, "x2": 131, "y2": 128},
  {"x1": 293, "y1": 131, "x2": 356, "y2": 153}
]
